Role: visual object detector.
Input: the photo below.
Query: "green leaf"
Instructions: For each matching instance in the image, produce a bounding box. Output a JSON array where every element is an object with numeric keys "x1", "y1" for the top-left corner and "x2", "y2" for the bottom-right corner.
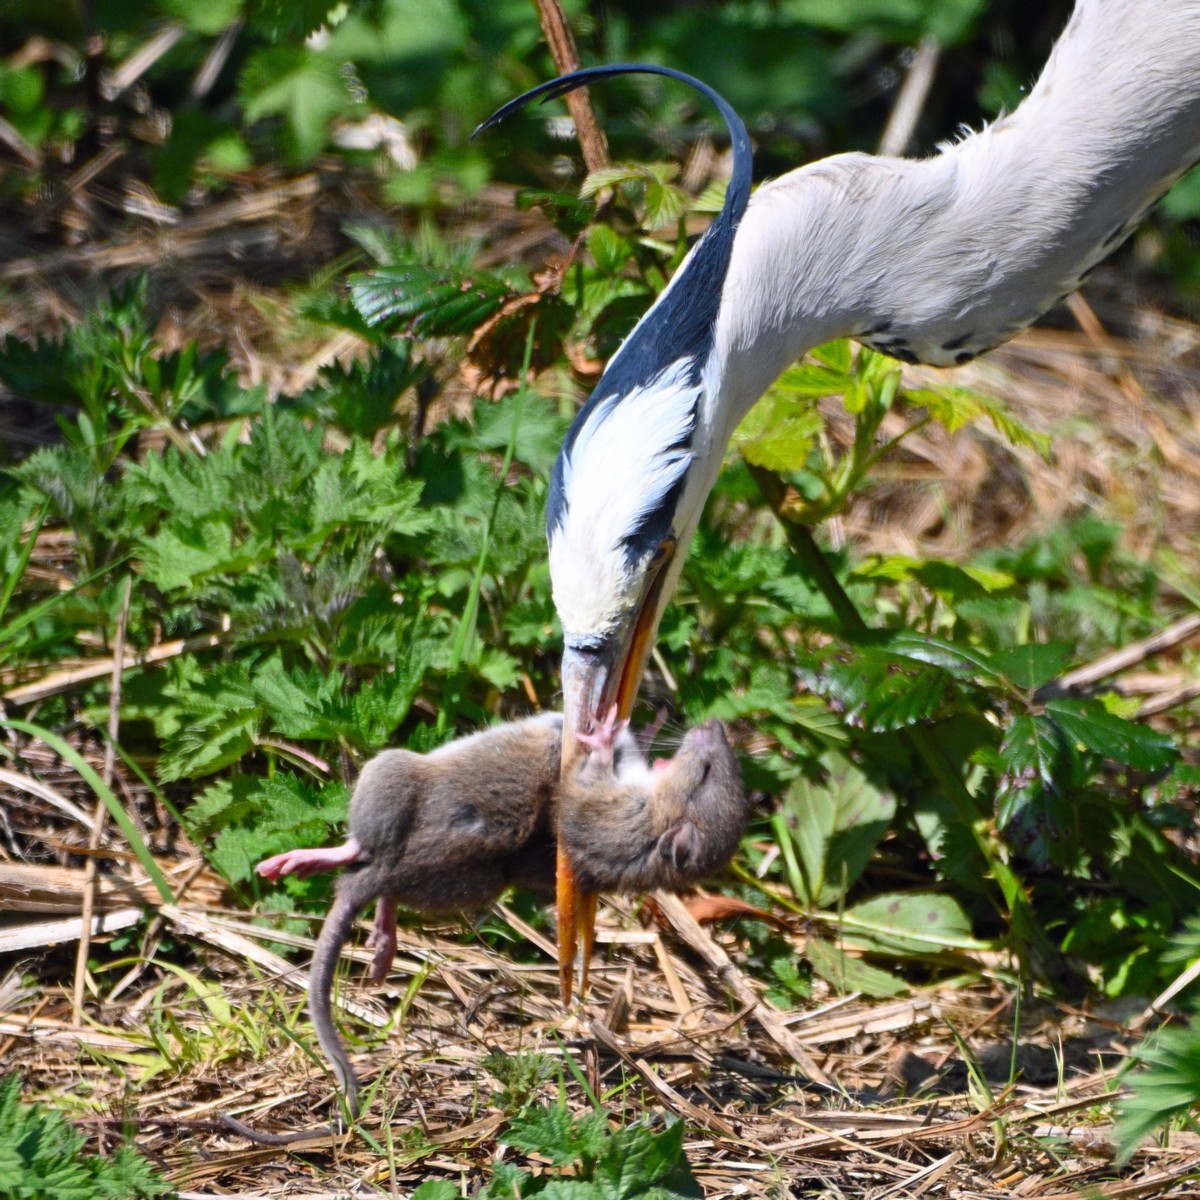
[
  {"x1": 503, "y1": 1106, "x2": 610, "y2": 1167},
  {"x1": 735, "y1": 390, "x2": 823, "y2": 473},
  {"x1": 642, "y1": 181, "x2": 689, "y2": 230},
  {"x1": 999, "y1": 714, "x2": 1063, "y2": 789},
  {"x1": 0, "y1": 1075, "x2": 173, "y2": 1198},
  {"x1": 587, "y1": 224, "x2": 634, "y2": 276},
  {"x1": 995, "y1": 713, "x2": 1071, "y2": 865},
  {"x1": 1044, "y1": 698, "x2": 1178, "y2": 772},
  {"x1": 159, "y1": 0, "x2": 241, "y2": 35},
  {"x1": 239, "y1": 47, "x2": 348, "y2": 164},
  {"x1": 1114, "y1": 1018, "x2": 1200, "y2": 1161},
  {"x1": 799, "y1": 648, "x2": 951, "y2": 733},
  {"x1": 989, "y1": 642, "x2": 1074, "y2": 690},
  {"x1": 780, "y1": 752, "x2": 896, "y2": 907},
  {"x1": 806, "y1": 934, "x2": 907, "y2": 998},
  {"x1": 775, "y1": 360, "x2": 853, "y2": 396},
  {"x1": 811, "y1": 339, "x2": 852, "y2": 373},
  {"x1": 139, "y1": 519, "x2": 235, "y2": 592},
  {"x1": 595, "y1": 1118, "x2": 694, "y2": 1200},
  {"x1": 842, "y1": 892, "x2": 979, "y2": 956},
  {"x1": 412, "y1": 1183, "x2": 461, "y2": 1200},
  {"x1": 349, "y1": 265, "x2": 516, "y2": 336},
  {"x1": 907, "y1": 384, "x2": 1050, "y2": 456}
]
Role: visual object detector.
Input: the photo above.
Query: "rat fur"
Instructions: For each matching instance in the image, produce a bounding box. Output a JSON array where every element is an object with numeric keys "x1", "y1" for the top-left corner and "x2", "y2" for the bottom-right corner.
[{"x1": 222, "y1": 712, "x2": 745, "y2": 1143}]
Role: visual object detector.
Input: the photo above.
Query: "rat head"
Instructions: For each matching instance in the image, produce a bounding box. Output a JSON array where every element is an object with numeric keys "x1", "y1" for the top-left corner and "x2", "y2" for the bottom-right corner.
[{"x1": 666, "y1": 718, "x2": 743, "y2": 798}]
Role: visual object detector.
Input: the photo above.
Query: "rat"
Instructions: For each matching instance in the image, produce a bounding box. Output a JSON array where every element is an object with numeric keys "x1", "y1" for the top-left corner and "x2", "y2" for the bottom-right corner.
[
  {"x1": 561, "y1": 712, "x2": 747, "y2": 895},
  {"x1": 220, "y1": 710, "x2": 745, "y2": 1144}
]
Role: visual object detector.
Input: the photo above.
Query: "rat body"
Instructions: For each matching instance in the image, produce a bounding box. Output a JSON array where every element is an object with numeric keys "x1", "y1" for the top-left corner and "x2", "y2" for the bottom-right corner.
[{"x1": 228, "y1": 712, "x2": 745, "y2": 1142}]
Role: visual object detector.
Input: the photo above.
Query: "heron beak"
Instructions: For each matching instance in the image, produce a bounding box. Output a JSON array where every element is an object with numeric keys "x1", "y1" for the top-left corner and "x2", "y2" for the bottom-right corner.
[{"x1": 556, "y1": 540, "x2": 675, "y2": 1003}]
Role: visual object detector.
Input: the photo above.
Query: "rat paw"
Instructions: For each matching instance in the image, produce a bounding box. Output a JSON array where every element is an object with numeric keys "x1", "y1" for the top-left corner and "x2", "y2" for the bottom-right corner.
[
  {"x1": 576, "y1": 704, "x2": 627, "y2": 764},
  {"x1": 256, "y1": 838, "x2": 364, "y2": 881}
]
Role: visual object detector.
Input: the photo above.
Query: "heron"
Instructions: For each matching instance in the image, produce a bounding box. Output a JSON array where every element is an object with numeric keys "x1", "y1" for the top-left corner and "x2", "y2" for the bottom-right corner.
[{"x1": 476, "y1": 0, "x2": 1200, "y2": 997}]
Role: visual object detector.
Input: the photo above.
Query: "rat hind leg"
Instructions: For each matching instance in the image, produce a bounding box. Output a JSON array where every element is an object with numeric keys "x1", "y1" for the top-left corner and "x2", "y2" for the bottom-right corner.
[
  {"x1": 257, "y1": 837, "x2": 364, "y2": 882},
  {"x1": 366, "y1": 893, "x2": 398, "y2": 985}
]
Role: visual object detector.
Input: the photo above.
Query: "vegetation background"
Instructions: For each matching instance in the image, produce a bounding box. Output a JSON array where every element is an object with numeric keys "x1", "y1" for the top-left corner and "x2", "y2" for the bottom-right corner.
[{"x1": 1, "y1": 0, "x2": 1199, "y2": 1195}]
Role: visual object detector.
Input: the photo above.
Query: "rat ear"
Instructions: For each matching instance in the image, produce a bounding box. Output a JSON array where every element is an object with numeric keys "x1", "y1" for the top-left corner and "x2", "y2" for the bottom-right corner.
[{"x1": 658, "y1": 819, "x2": 701, "y2": 872}]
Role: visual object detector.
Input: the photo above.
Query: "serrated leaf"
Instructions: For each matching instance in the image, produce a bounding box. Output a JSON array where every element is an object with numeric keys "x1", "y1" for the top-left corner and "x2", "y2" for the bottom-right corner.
[
  {"x1": 587, "y1": 224, "x2": 634, "y2": 275},
  {"x1": 349, "y1": 265, "x2": 515, "y2": 336},
  {"x1": 139, "y1": 518, "x2": 235, "y2": 592},
  {"x1": 1044, "y1": 698, "x2": 1178, "y2": 771},
  {"x1": 852, "y1": 555, "x2": 1014, "y2": 601},
  {"x1": 579, "y1": 166, "x2": 643, "y2": 196},
  {"x1": 503, "y1": 1105, "x2": 610, "y2": 1166},
  {"x1": 990, "y1": 642, "x2": 1074, "y2": 690},
  {"x1": 412, "y1": 1183, "x2": 460, "y2": 1200},
  {"x1": 802, "y1": 648, "x2": 951, "y2": 733},
  {"x1": 595, "y1": 1117, "x2": 697, "y2": 1200},
  {"x1": 1114, "y1": 1018, "x2": 1200, "y2": 1161},
  {"x1": 907, "y1": 384, "x2": 1050, "y2": 456},
  {"x1": 806, "y1": 934, "x2": 908, "y2": 998},
  {"x1": 775, "y1": 360, "x2": 853, "y2": 396},
  {"x1": 735, "y1": 390, "x2": 822, "y2": 472},
  {"x1": 999, "y1": 714, "x2": 1063, "y2": 789},
  {"x1": 811, "y1": 339, "x2": 852, "y2": 373},
  {"x1": 239, "y1": 47, "x2": 347, "y2": 164},
  {"x1": 642, "y1": 181, "x2": 689, "y2": 229},
  {"x1": 995, "y1": 713, "x2": 1074, "y2": 866}
]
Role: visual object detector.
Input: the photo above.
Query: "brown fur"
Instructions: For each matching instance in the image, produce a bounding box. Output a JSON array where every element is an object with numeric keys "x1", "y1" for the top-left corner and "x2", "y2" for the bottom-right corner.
[{"x1": 224, "y1": 712, "x2": 745, "y2": 1142}]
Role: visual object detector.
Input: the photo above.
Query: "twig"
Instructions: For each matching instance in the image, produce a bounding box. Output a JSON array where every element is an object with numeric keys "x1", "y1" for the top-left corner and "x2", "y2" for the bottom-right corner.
[
  {"x1": 531, "y1": 0, "x2": 610, "y2": 174},
  {"x1": 589, "y1": 1018, "x2": 741, "y2": 1137},
  {"x1": 5, "y1": 631, "x2": 221, "y2": 705},
  {"x1": 101, "y1": 21, "x2": 185, "y2": 99},
  {"x1": 1035, "y1": 612, "x2": 1200, "y2": 700},
  {"x1": 652, "y1": 891, "x2": 832, "y2": 1085},
  {"x1": 0, "y1": 767, "x2": 96, "y2": 830},
  {"x1": 73, "y1": 574, "x2": 131, "y2": 1025},
  {"x1": 1138, "y1": 681, "x2": 1200, "y2": 717},
  {"x1": 878, "y1": 36, "x2": 940, "y2": 157},
  {"x1": 192, "y1": 20, "x2": 241, "y2": 98}
]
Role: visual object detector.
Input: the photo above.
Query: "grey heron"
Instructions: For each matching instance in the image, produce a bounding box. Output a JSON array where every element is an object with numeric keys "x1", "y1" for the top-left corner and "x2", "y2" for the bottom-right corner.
[{"x1": 477, "y1": 0, "x2": 1200, "y2": 995}]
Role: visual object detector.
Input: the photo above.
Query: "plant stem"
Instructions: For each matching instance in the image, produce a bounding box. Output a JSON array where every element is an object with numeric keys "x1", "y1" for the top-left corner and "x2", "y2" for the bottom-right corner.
[{"x1": 530, "y1": 0, "x2": 610, "y2": 174}]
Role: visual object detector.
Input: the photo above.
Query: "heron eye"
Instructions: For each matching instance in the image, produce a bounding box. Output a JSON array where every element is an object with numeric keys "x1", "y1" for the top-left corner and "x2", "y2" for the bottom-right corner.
[{"x1": 652, "y1": 537, "x2": 676, "y2": 567}]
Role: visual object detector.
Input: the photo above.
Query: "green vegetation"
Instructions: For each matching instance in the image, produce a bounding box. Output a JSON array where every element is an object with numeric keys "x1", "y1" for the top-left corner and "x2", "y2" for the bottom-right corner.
[
  {"x1": 2, "y1": 0, "x2": 1200, "y2": 1183},
  {"x1": 0, "y1": 1076, "x2": 174, "y2": 1200}
]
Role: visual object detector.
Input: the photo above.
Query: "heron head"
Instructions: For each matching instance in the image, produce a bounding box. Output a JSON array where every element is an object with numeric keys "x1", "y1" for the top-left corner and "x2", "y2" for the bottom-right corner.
[
  {"x1": 475, "y1": 61, "x2": 752, "y2": 1000},
  {"x1": 548, "y1": 355, "x2": 703, "y2": 756}
]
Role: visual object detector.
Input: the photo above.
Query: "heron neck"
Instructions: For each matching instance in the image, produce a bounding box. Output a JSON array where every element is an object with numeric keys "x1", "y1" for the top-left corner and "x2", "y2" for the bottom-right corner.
[{"x1": 708, "y1": 0, "x2": 1200, "y2": 442}]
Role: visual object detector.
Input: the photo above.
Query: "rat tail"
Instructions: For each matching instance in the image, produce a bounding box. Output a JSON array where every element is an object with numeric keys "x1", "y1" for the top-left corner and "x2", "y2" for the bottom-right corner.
[{"x1": 309, "y1": 869, "x2": 376, "y2": 1119}]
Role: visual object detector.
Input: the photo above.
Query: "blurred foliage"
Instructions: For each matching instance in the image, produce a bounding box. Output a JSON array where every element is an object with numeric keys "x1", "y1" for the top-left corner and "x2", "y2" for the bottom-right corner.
[
  {"x1": 0, "y1": 0, "x2": 1072, "y2": 198},
  {"x1": 6, "y1": 0, "x2": 1200, "y2": 299}
]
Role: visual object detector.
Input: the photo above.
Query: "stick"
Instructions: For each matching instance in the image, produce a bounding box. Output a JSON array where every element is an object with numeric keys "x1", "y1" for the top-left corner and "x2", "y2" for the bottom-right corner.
[
  {"x1": 531, "y1": 0, "x2": 610, "y2": 174},
  {"x1": 653, "y1": 891, "x2": 832, "y2": 1085},
  {"x1": 1035, "y1": 612, "x2": 1200, "y2": 700},
  {"x1": 878, "y1": 36, "x2": 940, "y2": 158}
]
